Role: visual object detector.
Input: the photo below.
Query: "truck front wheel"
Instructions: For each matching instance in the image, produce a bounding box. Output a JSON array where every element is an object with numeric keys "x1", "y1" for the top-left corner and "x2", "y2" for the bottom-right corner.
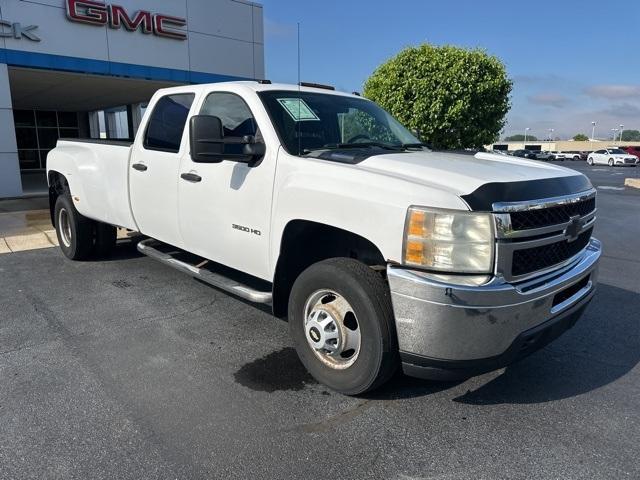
[
  {"x1": 54, "y1": 195, "x2": 94, "y2": 260},
  {"x1": 288, "y1": 258, "x2": 398, "y2": 395}
]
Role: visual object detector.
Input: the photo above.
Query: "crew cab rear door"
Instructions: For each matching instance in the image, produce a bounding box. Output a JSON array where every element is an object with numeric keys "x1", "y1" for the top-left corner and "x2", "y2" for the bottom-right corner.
[
  {"x1": 177, "y1": 89, "x2": 277, "y2": 280},
  {"x1": 129, "y1": 92, "x2": 196, "y2": 247}
]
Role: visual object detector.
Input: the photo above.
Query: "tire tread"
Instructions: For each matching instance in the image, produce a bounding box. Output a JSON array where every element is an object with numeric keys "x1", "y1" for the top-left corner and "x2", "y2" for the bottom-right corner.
[{"x1": 290, "y1": 257, "x2": 399, "y2": 394}]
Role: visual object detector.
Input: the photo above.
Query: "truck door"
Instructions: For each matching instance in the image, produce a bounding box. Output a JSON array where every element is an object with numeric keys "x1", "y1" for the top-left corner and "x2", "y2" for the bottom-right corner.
[
  {"x1": 129, "y1": 92, "x2": 196, "y2": 247},
  {"x1": 177, "y1": 91, "x2": 276, "y2": 280}
]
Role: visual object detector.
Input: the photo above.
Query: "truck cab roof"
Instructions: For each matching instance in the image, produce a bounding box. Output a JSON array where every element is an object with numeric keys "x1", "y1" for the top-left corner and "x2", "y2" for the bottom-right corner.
[{"x1": 153, "y1": 81, "x2": 363, "y2": 99}]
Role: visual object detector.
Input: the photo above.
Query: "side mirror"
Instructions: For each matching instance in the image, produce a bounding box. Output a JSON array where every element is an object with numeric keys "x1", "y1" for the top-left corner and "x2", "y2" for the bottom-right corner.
[
  {"x1": 190, "y1": 115, "x2": 225, "y2": 163},
  {"x1": 189, "y1": 116, "x2": 266, "y2": 165},
  {"x1": 242, "y1": 136, "x2": 266, "y2": 158}
]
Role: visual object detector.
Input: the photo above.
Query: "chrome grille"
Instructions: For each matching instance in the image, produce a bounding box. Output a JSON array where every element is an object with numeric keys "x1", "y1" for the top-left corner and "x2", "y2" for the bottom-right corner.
[
  {"x1": 493, "y1": 189, "x2": 596, "y2": 281},
  {"x1": 511, "y1": 227, "x2": 593, "y2": 277},
  {"x1": 509, "y1": 197, "x2": 595, "y2": 231}
]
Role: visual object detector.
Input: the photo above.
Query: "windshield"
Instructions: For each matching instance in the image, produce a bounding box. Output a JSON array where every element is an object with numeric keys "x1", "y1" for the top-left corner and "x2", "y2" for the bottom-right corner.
[
  {"x1": 258, "y1": 90, "x2": 421, "y2": 156},
  {"x1": 608, "y1": 148, "x2": 627, "y2": 154}
]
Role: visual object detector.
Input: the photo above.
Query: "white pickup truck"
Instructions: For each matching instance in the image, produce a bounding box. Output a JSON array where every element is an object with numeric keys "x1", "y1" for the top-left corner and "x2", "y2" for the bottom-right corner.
[{"x1": 47, "y1": 81, "x2": 601, "y2": 394}]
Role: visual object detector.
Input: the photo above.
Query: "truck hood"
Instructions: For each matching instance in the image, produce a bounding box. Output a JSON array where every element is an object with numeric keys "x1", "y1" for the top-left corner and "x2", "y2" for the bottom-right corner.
[{"x1": 357, "y1": 151, "x2": 592, "y2": 211}]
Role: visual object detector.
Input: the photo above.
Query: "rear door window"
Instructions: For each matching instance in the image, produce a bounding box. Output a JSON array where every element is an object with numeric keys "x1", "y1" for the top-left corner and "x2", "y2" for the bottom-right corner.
[{"x1": 144, "y1": 93, "x2": 195, "y2": 153}]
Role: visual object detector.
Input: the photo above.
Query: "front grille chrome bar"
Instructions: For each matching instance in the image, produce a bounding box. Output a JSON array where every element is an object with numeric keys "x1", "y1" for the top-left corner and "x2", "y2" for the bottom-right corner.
[
  {"x1": 492, "y1": 188, "x2": 596, "y2": 213},
  {"x1": 495, "y1": 209, "x2": 597, "y2": 239}
]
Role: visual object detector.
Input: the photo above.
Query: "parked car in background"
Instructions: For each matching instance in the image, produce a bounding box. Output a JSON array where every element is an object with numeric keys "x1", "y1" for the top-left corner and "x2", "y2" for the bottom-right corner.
[
  {"x1": 550, "y1": 151, "x2": 570, "y2": 161},
  {"x1": 621, "y1": 146, "x2": 640, "y2": 159},
  {"x1": 563, "y1": 151, "x2": 584, "y2": 161},
  {"x1": 535, "y1": 151, "x2": 555, "y2": 161},
  {"x1": 512, "y1": 149, "x2": 538, "y2": 159},
  {"x1": 587, "y1": 148, "x2": 639, "y2": 167}
]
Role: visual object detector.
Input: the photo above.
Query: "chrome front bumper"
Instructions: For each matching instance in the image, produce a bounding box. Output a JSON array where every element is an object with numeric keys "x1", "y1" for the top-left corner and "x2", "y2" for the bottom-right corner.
[{"x1": 387, "y1": 238, "x2": 601, "y2": 380}]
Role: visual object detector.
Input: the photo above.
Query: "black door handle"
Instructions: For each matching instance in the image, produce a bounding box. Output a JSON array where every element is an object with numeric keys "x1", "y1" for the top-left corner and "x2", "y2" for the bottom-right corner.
[
  {"x1": 181, "y1": 172, "x2": 202, "y2": 183},
  {"x1": 132, "y1": 163, "x2": 147, "y2": 171}
]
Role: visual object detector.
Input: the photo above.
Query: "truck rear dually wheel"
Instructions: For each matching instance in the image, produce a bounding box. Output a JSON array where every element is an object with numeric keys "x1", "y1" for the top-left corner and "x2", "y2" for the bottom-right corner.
[
  {"x1": 94, "y1": 223, "x2": 117, "y2": 258},
  {"x1": 54, "y1": 195, "x2": 94, "y2": 260},
  {"x1": 288, "y1": 258, "x2": 398, "y2": 395}
]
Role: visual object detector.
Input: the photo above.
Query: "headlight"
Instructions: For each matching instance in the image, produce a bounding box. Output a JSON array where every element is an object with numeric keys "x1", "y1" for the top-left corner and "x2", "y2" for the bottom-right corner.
[{"x1": 403, "y1": 207, "x2": 494, "y2": 273}]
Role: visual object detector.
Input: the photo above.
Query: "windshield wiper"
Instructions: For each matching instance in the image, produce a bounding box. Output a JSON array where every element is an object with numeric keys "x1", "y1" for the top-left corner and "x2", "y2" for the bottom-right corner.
[
  {"x1": 319, "y1": 142, "x2": 403, "y2": 151},
  {"x1": 302, "y1": 142, "x2": 406, "y2": 155},
  {"x1": 401, "y1": 142, "x2": 430, "y2": 149}
]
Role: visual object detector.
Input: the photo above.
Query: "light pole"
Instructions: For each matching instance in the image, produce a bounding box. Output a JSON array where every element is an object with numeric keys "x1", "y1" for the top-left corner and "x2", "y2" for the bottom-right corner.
[
  {"x1": 591, "y1": 121, "x2": 597, "y2": 141},
  {"x1": 548, "y1": 128, "x2": 554, "y2": 150},
  {"x1": 619, "y1": 124, "x2": 624, "y2": 143},
  {"x1": 524, "y1": 127, "x2": 530, "y2": 145}
]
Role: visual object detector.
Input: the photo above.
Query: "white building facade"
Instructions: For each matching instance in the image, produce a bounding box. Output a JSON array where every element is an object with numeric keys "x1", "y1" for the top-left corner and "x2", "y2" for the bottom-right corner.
[{"x1": 0, "y1": 0, "x2": 264, "y2": 197}]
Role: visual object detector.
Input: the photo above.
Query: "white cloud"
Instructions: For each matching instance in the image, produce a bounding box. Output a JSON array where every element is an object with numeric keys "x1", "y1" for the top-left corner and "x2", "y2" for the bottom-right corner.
[
  {"x1": 584, "y1": 85, "x2": 640, "y2": 99},
  {"x1": 598, "y1": 103, "x2": 640, "y2": 119},
  {"x1": 528, "y1": 93, "x2": 571, "y2": 108}
]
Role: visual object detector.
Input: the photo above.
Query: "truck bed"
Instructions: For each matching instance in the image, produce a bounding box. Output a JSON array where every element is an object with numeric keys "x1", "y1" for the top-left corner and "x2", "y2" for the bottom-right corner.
[{"x1": 48, "y1": 139, "x2": 138, "y2": 231}]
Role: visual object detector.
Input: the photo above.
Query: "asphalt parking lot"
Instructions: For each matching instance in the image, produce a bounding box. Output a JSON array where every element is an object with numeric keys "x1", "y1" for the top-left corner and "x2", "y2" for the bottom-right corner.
[{"x1": 1, "y1": 161, "x2": 638, "y2": 479}]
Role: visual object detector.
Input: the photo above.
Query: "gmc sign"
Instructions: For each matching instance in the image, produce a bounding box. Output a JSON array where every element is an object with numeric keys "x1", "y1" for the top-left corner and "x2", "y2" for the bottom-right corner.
[{"x1": 66, "y1": 0, "x2": 187, "y2": 40}]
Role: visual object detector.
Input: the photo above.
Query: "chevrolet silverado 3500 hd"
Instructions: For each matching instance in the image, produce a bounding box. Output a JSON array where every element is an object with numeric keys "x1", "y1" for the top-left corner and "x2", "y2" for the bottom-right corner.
[{"x1": 47, "y1": 81, "x2": 601, "y2": 394}]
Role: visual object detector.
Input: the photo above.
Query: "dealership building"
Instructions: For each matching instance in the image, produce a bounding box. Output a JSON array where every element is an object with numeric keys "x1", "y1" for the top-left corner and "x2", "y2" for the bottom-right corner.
[{"x1": 0, "y1": 0, "x2": 264, "y2": 198}]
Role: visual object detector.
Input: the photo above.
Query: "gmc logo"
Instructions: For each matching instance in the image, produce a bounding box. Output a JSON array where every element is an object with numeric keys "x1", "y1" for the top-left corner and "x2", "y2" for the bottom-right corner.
[{"x1": 66, "y1": 0, "x2": 187, "y2": 40}]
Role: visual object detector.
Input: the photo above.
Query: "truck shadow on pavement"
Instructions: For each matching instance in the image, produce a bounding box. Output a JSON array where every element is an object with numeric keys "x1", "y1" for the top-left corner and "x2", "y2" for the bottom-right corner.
[{"x1": 368, "y1": 283, "x2": 639, "y2": 404}]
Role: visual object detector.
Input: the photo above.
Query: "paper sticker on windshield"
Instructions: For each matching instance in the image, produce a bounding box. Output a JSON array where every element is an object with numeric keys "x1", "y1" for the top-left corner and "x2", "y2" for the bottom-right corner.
[{"x1": 277, "y1": 98, "x2": 320, "y2": 121}]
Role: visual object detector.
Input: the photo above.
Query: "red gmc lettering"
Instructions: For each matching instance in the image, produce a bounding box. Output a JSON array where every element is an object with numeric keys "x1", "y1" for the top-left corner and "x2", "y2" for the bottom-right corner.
[
  {"x1": 153, "y1": 15, "x2": 187, "y2": 40},
  {"x1": 66, "y1": 0, "x2": 108, "y2": 26},
  {"x1": 108, "y1": 5, "x2": 152, "y2": 34},
  {"x1": 66, "y1": 0, "x2": 186, "y2": 40}
]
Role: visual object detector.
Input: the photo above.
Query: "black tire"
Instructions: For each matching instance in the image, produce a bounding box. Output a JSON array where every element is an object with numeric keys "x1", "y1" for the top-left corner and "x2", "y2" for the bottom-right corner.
[
  {"x1": 94, "y1": 222, "x2": 117, "y2": 258},
  {"x1": 609, "y1": 158, "x2": 614, "y2": 167},
  {"x1": 54, "y1": 195, "x2": 94, "y2": 260},
  {"x1": 288, "y1": 258, "x2": 398, "y2": 395}
]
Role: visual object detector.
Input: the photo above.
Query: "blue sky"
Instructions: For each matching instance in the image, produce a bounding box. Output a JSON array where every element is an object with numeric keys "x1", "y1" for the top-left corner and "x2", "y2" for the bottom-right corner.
[{"x1": 260, "y1": 0, "x2": 640, "y2": 140}]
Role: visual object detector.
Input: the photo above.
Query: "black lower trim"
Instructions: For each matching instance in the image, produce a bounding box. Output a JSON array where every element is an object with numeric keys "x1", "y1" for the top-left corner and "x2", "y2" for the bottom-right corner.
[
  {"x1": 461, "y1": 175, "x2": 593, "y2": 211},
  {"x1": 401, "y1": 294, "x2": 593, "y2": 381}
]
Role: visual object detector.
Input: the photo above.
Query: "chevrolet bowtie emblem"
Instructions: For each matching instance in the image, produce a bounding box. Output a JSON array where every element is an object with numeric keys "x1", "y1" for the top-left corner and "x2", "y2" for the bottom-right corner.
[{"x1": 564, "y1": 215, "x2": 584, "y2": 242}]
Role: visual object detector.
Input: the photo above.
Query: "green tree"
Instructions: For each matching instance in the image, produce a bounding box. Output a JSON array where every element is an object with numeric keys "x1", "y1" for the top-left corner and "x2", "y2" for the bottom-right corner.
[
  {"x1": 621, "y1": 129, "x2": 640, "y2": 141},
  {"x1": 572, "y1": 133, "x2": 589, "y2": 141},
  {"x1": 363, "y1": 44, "x2": 512, "y2": 149},
  {"x1": 504, "y1": 134, "x2": 538, "y2": 141}
]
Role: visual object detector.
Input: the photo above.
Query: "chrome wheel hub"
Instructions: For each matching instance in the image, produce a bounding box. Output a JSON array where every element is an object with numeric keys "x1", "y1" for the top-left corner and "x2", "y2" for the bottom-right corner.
[
  {"x1": 303, "y1": 290, "x2": 361, "y2": 370},
  {"x1": 58, "y1": 208, "x2": 72, "y2": 248}
]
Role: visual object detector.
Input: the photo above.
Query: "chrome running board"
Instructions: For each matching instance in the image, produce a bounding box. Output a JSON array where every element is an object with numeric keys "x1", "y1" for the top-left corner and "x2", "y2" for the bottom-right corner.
[{"x1": 137, "y1": 239, "x2": 273, "y2": 304}]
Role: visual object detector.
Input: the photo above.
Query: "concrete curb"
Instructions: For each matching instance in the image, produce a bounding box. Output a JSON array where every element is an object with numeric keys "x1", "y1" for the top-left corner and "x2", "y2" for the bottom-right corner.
[
  {"x1": 3, "y1": 230, "x2": 58, "y2": 253},
  {"x1": 624, "y1": 178, "x2": 640, "y2": 189},
  {"x1": 0, "y1": 238, "x2": 10, "y2": 254}
]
